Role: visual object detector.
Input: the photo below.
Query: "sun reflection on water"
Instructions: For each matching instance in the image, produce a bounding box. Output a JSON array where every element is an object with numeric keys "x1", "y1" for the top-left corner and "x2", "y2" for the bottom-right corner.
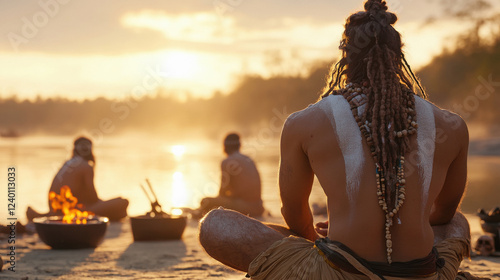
[
  {"x1": 171, "y1": 171, "x2": 188, "y2": 207},
  {"x1": 171, "y1": 208, "x2": 184, "y2": 216}
]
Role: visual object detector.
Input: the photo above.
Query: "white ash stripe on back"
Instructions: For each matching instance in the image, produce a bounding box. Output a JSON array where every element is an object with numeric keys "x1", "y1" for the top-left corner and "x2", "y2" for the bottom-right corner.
[
  {"x1": 415, "y1": 96, "x2": 436, "y2": 209},
  {"x1": 318, "y1": 95, "x2": 365, "y2": 206}
]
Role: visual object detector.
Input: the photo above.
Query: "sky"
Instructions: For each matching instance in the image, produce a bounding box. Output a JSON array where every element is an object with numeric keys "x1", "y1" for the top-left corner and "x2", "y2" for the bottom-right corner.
[{"x1": 0, "y1": 0, "x2": 498, "y2": 101}]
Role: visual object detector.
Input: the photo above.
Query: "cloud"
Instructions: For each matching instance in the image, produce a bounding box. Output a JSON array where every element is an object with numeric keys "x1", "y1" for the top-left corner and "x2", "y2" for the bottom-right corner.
[
  {"x1": 0, "y1": 1, "x2": 212, "y2": 54},
  {"x1": 0, "y1": 0, "x2": 351, "y2": 55},
  {"x1": 121, "y1": 10, "x2": 343, "y2": 55},
  {"x1": 122, "y1": 11, "x2": 237, "y2": 44}
]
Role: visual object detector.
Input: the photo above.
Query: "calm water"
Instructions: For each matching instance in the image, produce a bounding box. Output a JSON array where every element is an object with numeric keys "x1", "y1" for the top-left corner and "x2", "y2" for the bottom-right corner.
[{"x1": 0, "y1": 135, "x2": 498, "y2": 224}]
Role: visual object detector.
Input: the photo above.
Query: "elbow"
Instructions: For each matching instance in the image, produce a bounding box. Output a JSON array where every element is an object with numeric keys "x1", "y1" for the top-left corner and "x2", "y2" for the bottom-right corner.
[
  {"x1": 430, "y1": 209, "x2": 456, "y2": 226},
  {"x1": 281, "y1": 205, "x2": 297, "y2": 223},
  {"x1": 281, "y1": 203, "x2": 299, "y2": 218},
  {"x1": 280, "y1": 203, "x2": 310, "y2": 224}
]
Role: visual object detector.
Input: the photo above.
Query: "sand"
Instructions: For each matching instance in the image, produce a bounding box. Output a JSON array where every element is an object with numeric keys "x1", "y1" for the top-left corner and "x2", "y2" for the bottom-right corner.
[{"x1": 0, "y1": 214, "x2": 499, "y2": 280}]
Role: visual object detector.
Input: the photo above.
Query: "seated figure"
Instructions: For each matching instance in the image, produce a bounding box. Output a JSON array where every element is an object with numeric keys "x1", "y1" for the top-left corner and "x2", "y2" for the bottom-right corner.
[
  {"x1": 194, "y1": 133, "x2": 265, "y2": 218},
  {"x1": 27, "y1": 137, "x2": 128, "y2": 221}
]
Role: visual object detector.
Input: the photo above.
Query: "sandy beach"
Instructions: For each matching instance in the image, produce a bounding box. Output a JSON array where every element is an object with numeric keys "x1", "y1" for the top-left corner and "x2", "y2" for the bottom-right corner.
[{"x1": 1, "y1": 214, "x2": 499, "y2": 280}]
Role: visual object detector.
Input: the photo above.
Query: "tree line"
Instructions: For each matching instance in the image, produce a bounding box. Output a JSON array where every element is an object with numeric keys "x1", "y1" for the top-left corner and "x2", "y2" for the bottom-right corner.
[{"x1": 2, "y1": 21, "x2": 500, "y2": 138}]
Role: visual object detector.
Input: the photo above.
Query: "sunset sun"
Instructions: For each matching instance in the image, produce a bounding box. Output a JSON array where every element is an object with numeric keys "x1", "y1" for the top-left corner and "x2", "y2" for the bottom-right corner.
[{"x1": 161, "y1": 51, "x2": 199, "y2": 79}]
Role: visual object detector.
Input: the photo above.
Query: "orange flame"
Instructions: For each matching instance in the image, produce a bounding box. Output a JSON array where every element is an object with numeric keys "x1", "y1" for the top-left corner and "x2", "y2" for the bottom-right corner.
[{"x1": 49, "y1": 185, "x2": 94, "y2": 224}]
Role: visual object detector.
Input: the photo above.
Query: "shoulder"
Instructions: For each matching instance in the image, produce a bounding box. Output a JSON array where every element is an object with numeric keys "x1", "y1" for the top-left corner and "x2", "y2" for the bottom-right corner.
[
  {"x1": 71, "y1": 157, "x2": 94, "y2": 173},
  {"x1": 282, "y1": 95, "x2": 346, "y2": 139},
  {"x1": 282, "y1": 108, "x2": 311, "y2": 142},
  {"x1": 439, "y1": 108, "x2": 469, "y2": 148},
  {"x1": 221, "y1": 155, "x2": 241, "y2": 167},
  {"x1": 420, "y1": 97, "x2": 469, "y2": 144},
  {"x1": 438, "y1": 108, "x2": 468, "y2": 131},
  {"x1": 283, "y1": 97, "x2": 337, "y2": 132},
  {"x1": 424, "y1": 98, "x2": 468, "y2": 133}
]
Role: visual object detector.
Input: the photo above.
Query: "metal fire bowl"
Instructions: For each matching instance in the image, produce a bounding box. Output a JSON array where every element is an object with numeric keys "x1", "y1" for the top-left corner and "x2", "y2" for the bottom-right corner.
[
  {"x1": 130, "y1": 214, "x2": 187, "y2": 241},
  {"x1": 33, "y1": 216, "x2": 109, "y2": 249},
  {"x1": 480, "y1": 220, "x2": 500, "y2": 251},
  {"x1": 480, "y1": 220, "x2": 500, "y2": 236}
]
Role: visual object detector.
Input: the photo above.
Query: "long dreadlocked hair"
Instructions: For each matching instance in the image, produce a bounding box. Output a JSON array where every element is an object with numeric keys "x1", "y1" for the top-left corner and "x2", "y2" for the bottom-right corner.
[{"x1": 322, "y1": 0, "x2": 427, "y2": 208}]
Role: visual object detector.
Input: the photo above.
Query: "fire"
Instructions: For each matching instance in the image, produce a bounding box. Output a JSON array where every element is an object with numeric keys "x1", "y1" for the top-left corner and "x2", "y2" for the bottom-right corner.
[{"x1": 49, "y1": 185, "x2": 94, "y2": 224}]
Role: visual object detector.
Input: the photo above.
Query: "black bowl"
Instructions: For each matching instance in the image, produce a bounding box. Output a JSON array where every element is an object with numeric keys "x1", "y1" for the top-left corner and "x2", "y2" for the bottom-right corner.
[
  {"x1": 480, "y1": 220, "x2": 500, "y2": 235},
  {"x1": 34, "y1": 216, "x2": 109, "y2": 249},
  {"x1": 478, "y1": 207, "x2": 500, "y2": 223},
  {"x1": 130, "y1": 214, "x2": 187, "y2": 241},
  {"x1": 480, "y1": 220, "x2": 500, "y2": 251}
]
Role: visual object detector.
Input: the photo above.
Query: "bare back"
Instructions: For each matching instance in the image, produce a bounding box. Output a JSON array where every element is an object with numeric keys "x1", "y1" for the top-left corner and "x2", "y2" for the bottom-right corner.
[
  {"x1": 49, "y1": 156, "x2": 99, "y2": 207},
  {"x1": 221, "y1": 152, "x2": 262, "y2": 203},
  {"x1": 279, "y1": 95, "x2": 468, "y2": 262}
]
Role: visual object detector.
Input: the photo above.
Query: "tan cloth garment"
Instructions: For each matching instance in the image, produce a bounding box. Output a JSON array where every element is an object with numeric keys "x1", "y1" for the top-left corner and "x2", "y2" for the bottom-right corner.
[{"x1": 247, "y1": 236, "x2": 475, "y2": 280}]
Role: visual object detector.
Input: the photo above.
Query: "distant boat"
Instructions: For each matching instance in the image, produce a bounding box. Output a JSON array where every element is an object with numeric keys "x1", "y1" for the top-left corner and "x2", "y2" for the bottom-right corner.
[{"x1": 0, "y1": 129, "x2": 20, "y2": 138}]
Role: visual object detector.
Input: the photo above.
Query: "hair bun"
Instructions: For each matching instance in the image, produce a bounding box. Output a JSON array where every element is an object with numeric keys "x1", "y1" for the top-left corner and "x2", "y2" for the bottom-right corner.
[
  {"x1": 364, "y1": 0, "x2": 397, "y2": 25},
  {"x1": 364, "y1": 0, "x2": 388, "y2": 13},
  {"x1": 386, "y1": 12, "x2": 397, "y2": 25}
]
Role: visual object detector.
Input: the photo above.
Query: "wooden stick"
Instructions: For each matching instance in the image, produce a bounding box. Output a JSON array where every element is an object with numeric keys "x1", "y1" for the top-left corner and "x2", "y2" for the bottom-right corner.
[
  {"x1": 145, "y1": 178, "x2": 159, "y2": 204},
  {"x1": 140, "y1": 184, "x2": 154, "y2": 204}
]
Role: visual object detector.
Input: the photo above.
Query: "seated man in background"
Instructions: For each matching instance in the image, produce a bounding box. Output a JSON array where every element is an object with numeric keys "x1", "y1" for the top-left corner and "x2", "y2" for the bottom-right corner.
[
  {"x1": 27, "y1": 136, "x2": 129, "y2": 221},
  {"x1": 194, "y1": 133, "x2": 265, "y2": 218}
]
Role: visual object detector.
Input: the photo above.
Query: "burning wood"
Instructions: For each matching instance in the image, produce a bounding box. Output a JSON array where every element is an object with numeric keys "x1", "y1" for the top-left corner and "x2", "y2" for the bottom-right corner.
[{"x1": 49, "y1": 186, "x2": 94, "y2": 224}]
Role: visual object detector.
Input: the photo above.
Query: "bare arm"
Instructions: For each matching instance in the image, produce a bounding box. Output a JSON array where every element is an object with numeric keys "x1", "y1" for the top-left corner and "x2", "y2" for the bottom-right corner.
[
  {"x1": 430, "y1": 118, "x2": 469, "y2": 225},
  {"x1": 279, "y1": 116, "x2": 318, "y2": 241},
  {"x1": 219, "y1": 160, "x2": 231, "y2": 197},
  {"x1": 81, "y1": 164, "x2": 99, "y2": 205}
]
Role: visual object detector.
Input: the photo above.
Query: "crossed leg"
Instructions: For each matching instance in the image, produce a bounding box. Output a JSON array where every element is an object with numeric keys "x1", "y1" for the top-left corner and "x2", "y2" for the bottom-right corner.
[
  {"x1": 200, "y1": 209, "x2": 472, "y2": 274},
  {"x1": 432, "y1": 211, "x2": 471, "y2": 245},
  {"x1": 431, "y1": 212, "x2": 472, "y2": 279},
  {"x1": 87, "y1": 197, "x2": 129, "y2": 221},
  {"x1": 199, "y1": 208, "x2": 293, "y2": 272}
]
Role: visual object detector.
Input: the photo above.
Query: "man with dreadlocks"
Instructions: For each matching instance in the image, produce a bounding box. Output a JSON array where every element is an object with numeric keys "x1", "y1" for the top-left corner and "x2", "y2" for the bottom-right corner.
[{"x1": 199, "y1": 0, "x2": 476, "y2": 279}]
